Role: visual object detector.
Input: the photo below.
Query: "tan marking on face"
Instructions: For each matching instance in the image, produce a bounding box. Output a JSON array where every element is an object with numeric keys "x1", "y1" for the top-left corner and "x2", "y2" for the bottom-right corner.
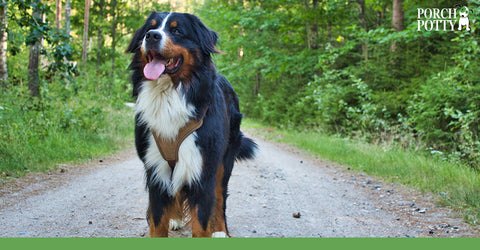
[
  {"x1": 170, "y1": 21, "x2": 178, "y2": 28},
  {"x1": 161, "y1": 38, "x2": 195, "y2": 85},
  {"x1": 151, "y1": 20, "x2": 157, "y2": 26},
  {"x1": 140, "y1": 46, "x2": 147, "y2": 64}
]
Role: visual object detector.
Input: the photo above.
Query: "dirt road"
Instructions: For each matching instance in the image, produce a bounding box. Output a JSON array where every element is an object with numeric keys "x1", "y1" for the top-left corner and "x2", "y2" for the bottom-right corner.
[{"x1": 0, "y1": 135, "x2": 478, "y2": 237}]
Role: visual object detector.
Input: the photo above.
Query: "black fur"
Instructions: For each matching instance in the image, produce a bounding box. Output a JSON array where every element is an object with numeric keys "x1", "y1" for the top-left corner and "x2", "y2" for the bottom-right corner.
[{"x1": 127, "y1": 12, "x2": 257, "y2": 235}]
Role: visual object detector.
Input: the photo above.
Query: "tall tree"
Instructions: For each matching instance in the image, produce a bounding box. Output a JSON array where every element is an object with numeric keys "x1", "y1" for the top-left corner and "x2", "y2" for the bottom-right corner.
[
  {"x1": 390, "y1": 0, "x2": 404, "y2": 53},
  {"x1": 65, "y1": 0, "x2": 71, "y2": 36},
  {"x1": 56, "y1": 0, "x2": 62, "y2": 29},
  {"x1": 0, "y1": 0, "x2": 7, "y2": 83},
  {"x1": 391, "y1": 0, "x2": 404, "y2": 31},
  {"x1": 28, "y1": 3, "x2": 43, "y2": 98},
  {"x1": 357, "y1": 0, "x2": 368, "y2": 62},
  {"x1": 305, "y1": 0, "x2": 319, "y2": 50},
  {"x1": 82, "y1": 0, "x2": 90, "y2": 64},
  {"x1": 96, "y1": 0, "x2": 105, "y2": 67},
  {"x1": 110, "y1": 0, "x2": 117, "y2": 77}
]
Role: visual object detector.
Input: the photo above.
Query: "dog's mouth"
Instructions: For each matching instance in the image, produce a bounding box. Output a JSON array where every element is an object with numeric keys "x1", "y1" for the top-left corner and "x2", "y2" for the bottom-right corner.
[{"x1": 144, "y1": 50, "x2": 183, "y2": 80}]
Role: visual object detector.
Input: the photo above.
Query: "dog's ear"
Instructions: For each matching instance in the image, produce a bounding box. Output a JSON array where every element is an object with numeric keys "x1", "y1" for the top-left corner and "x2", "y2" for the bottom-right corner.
[
  {"x1": 126, "y1": 29, "x2": 145, "y2": 53},
  {"x1": 186, "y1": 14, "x2": 220, "y2": 55},
  {"x1": 126, "y1": 12, "x2": 154, "y2": 53}
]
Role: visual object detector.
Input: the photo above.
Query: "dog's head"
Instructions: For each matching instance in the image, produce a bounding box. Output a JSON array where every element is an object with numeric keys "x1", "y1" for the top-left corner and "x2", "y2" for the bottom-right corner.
[
  {"x1": 127, "y1": 12, "x2": 219, "y2": 83},
  {"x1": 459, "y1": 6, "x2": 469, "y2": 18}
]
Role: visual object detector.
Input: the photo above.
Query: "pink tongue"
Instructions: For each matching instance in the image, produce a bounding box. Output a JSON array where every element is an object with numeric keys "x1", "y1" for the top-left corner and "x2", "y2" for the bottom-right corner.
[{"x1": 144, "y1": 58, "x2": 166, "y2": 80}]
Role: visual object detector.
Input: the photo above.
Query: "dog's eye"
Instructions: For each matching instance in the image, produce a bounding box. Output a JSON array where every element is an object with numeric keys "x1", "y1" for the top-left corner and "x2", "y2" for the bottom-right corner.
[{"x1": 173, "y1": 28, "x2": 181, "y2": 34}]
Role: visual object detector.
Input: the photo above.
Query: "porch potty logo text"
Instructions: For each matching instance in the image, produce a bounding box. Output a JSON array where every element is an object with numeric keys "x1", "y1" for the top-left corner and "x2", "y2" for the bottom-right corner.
[{"x1": 417, "y1": 6, "x2": 471, "y2": 31}]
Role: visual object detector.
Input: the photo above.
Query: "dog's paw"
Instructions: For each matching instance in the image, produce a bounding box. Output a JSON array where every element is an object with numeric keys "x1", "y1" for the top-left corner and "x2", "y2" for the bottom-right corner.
[
  {"x1": 212, "y1": 232, "x2": 228, "y2": 238},
  {"x1": 169, "y1": 219, "x2": 184, "y2": 231}
]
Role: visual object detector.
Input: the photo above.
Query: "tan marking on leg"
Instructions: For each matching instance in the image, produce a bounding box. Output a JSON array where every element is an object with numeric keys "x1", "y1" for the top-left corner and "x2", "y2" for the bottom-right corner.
[
  {"x1": 213, "y1": 164, "x2": 229, "y2": 235},
  {"x1": 148, "y1": 193, "x2": 185, "y2": 237},
  {"x1": 190, "y1": 205, "x2": 213, "y2": 237},
  {"x1": 148, "y1": 206, "x2": 169, "y2": 237}
]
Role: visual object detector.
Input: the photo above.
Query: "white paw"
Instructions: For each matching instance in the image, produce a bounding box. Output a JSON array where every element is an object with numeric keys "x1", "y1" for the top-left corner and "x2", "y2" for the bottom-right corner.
[
  {"x1": 212, "y1": 232, "x2": 228, "y2": 238},
  {"x1": 169, "y1": 219, "x2": 184, "y2": 231}
]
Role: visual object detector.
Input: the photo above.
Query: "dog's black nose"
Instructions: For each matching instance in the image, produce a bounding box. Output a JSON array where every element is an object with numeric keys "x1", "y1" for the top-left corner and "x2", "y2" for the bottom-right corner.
[{"x1": 145, "y1": 30, "x2": 162, "y2": 43}]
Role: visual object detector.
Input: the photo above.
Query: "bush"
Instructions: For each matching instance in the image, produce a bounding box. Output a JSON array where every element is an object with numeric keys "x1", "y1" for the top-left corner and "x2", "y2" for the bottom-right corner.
[
  {"x1": 408, "y1": 70, "x2": 480, "y2": 167},
  {"x1": 0, "y1": 67, "x2": 134, "y2": 178}
]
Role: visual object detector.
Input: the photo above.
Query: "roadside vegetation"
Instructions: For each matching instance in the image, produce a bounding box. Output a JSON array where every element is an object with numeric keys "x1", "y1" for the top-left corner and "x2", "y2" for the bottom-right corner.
[
  {"x1": 243, "y1": 118, "x2": 480, "y2": 225},
  {"x1": 0, "y1": 65, "x2": 134, "y2": 179},
  {"x1": 199, "y1": 0, "x2": 480, "y2": 169}
]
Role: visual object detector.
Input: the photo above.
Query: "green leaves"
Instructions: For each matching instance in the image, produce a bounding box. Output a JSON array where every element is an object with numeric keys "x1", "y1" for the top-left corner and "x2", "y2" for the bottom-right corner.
[
  {"x1": 8, "y1": 0, "x2": 75, "y2": 80},
  {"x1": 195, "y1": 0, "x2": 480, "y2": 167}
]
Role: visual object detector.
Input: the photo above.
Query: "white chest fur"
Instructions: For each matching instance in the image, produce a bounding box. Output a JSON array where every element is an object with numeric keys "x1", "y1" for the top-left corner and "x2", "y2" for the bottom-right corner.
[{"x1": 136, "y1": 76, "x2": 203, "y2": 196}]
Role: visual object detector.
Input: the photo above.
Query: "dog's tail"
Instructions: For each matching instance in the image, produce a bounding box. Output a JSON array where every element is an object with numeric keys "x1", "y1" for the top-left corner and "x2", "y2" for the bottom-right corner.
[
  {"x1": 228, "y1": 104, "x2": 258, "y2": 161},
  {"x1": 236, "y1": 133, "x2": 258, "y2": 161}
]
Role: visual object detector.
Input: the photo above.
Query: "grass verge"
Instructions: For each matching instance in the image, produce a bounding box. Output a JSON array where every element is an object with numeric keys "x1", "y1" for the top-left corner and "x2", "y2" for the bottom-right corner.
[
  {"x1": 242, "y1": 118, "x2": 480, "y2": 225},
  {"x1": 0, "y1": 94, "x2": 134, "y2": 180}
]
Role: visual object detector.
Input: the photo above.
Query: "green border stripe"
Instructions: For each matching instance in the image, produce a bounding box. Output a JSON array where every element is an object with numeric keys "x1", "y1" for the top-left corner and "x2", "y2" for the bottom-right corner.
[{"x1": 1, "y1": 238, "x2": 480, "y2": 250}]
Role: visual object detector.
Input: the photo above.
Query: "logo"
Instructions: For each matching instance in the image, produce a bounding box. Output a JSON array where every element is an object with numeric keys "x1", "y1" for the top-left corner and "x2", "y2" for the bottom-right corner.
[
  {"x1": 458, "y1": 6, "x2": 470, "y2": 31},
  {"x1": 417, "y1": 6, "x2": 471, "y2": 31}
]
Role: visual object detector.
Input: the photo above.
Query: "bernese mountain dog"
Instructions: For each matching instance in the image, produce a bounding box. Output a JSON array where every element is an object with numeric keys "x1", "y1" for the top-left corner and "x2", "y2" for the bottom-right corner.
[{"x1": 126, "y1": 12, "x2": 257, "y2": 237}]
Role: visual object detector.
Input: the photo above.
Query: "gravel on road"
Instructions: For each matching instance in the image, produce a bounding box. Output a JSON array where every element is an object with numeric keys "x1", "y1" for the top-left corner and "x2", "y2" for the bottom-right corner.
[{"x1": 0, "y1": 136, "x2": 477, "y2": 237}]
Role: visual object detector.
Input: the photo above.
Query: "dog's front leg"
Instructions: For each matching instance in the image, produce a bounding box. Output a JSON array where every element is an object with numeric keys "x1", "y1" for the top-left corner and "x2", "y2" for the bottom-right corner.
[
  {"x1": 190, "y1": 204, "x2": 214, "y2": 237},
  {"x1": 148, "y1": 208, "x2": 170, "y2": 237},
  {"x1": 188, "y1": 171, "x2": 216, "y2": 237},
  {"x1": 147, "y1": 190, "x2": 173, "y2": 237}
]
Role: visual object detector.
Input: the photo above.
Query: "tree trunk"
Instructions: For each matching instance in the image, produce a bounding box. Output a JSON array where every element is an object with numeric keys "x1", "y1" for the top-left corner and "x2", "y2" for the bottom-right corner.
[
  {"x1": 253, "y1": 72, "x2": 261, "y2": 95},
  {"x1": 376, "y1": 3, "x2": 388, "y2": 27},
  {"x1": 0, "y1": 0, "x2": 8, "y2": 83},
  {"x1": 327, "y1": 21, "x2": 332, "y2": 44},
  {"x1": 28, "y1": 4, "x2": 43, "y2": 98},
  {"x1": 82, "y1": 0, "x2": 90, "y2": 65},
  {"x1": 357, "y1": 0, "x2": 368, "y2": 62},
  {"x1": 65, "y1": 0, "x2": 71, "y2": 36},
  {"x1": 391, "y1": 0, "x2": 404, "y2": 53},
  {"x1": 110, "y1": 0, "x2": 117, "y2": 77},
  {"x1": 304, "y1": 0, "x2": 318, "y2": 50},
  {"x1": 55, "y1": 0, "x2": 61, "y2": 29},
  {"x1": 391, "y1": 0, "x2": 404, "y2": 31},
  {"x1": 310, "y1": 0, "x2": 318, "y2": 50},
  {"x1": 97, "y1": 0, "x2": 105, "y2": 67}
]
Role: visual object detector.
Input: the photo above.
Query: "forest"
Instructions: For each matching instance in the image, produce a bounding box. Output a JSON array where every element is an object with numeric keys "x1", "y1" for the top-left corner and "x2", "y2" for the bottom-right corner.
[
  {"x1": 197, "y1": 0, "x2": 480, "y2": 168},
  {"x1": 0, "y1": 0, "x2": 479, "y2": 177}
]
